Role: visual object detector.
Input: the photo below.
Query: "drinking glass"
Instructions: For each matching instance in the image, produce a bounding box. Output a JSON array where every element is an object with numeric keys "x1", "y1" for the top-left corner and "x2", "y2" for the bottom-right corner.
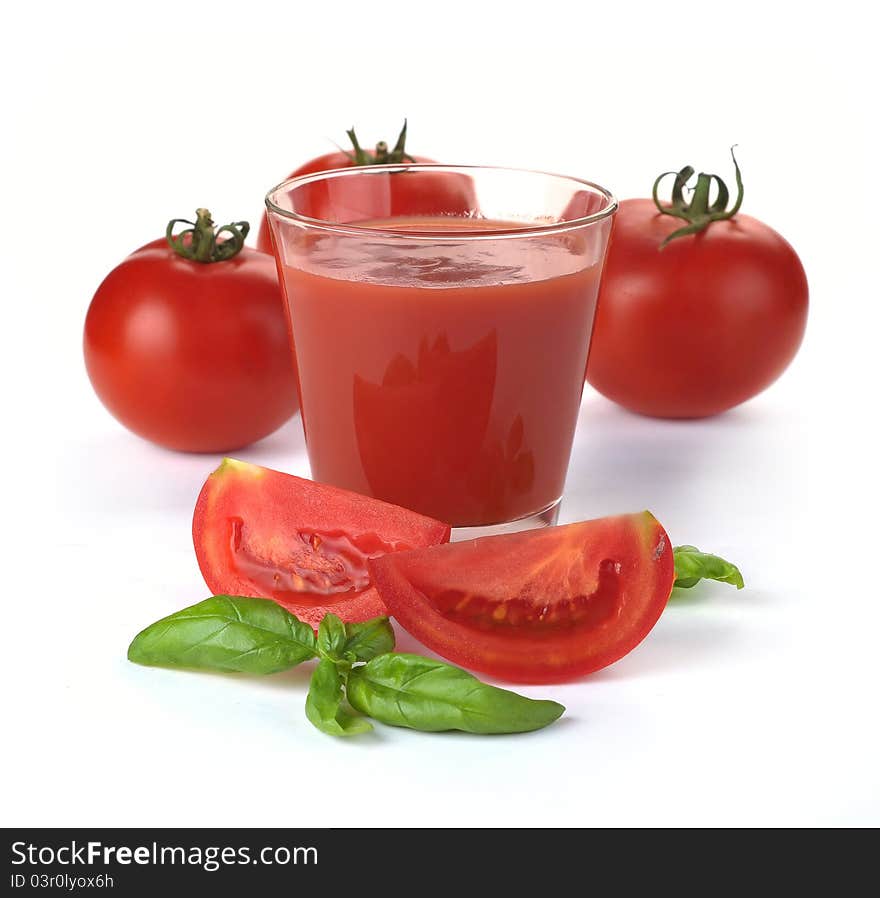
[{"x1": 266, "y1": 164, "x2": 616, "y2": 536}]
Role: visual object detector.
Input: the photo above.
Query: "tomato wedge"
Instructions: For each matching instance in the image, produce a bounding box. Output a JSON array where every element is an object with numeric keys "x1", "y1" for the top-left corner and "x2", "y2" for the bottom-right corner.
[
  {"x1": 368, "y1": 512, "x2": 674, "y2": 683},
  {"x1": 192, "y1": 459, "x2": 451, "y2": 628}
]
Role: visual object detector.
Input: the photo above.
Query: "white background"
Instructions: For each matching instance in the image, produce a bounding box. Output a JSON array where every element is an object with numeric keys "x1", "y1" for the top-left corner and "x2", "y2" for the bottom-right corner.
[{"x1": 3, "y1": 1, "x2": 878, "y2": 827}]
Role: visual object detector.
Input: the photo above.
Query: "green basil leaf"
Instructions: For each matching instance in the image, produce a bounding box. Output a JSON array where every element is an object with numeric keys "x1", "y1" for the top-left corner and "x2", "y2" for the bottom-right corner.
[
  {"x1": 305, "y1": 658, "x2": 372, "y2": 737},
  {"x1": 342, "y1": 617, "x2": 396, "y2": 662},
  {"x1": 128, "y1": 595, "x2": 317, "y2": 674},
  {"x1": 347, "y1": 654, "x2": 564, "y2": 735},
  {"x1": 317, "y1": 613, "x2": 348, "y2": 661},
  {"x1": 673, "y1": 545, "x2": 744, "y2": 590}
]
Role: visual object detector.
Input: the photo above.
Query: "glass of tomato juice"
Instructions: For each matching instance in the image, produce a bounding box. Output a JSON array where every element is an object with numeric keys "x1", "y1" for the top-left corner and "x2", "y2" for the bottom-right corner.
[{"x1": 266, "y1": 165, "x2": 616, "y2": 536}]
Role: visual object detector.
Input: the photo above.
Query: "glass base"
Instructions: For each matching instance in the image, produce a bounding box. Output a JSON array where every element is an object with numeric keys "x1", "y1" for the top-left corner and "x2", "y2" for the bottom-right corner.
[{"x1": 450, "y1": 499, "x2": 561, "y2": 542}]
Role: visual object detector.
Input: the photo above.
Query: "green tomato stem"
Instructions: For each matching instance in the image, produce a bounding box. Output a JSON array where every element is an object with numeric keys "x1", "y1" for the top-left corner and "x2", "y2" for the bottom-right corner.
[
  {"x1": 343, "y1": 119, "x2": 416, "y2": 166},
  {"x1": 165, "y1": 208, "x2": 250, "y2": 263},
  {"x1": 652, "y1": 147, "x2": 745, "y2": 248}
]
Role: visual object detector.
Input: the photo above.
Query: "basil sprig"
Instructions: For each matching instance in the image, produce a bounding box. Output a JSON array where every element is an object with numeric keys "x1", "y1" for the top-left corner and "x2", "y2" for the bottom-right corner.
[
  {"x1": 340, "y1": 616, "x2": 396, "y2": 662},
  {"x1": 348, "y1": 654, "x2": 564, "y2": 734},
  {"x1": 316, "y1": 612, "x2": 349, "y2": 662},
  {"x1": 672, "y1": 545, "x2": 744, "y2": 590},
  {"x1": 127, "y1": 595, "x2": 318, "y2": 674},
  {"x1": 306, "y1": 658, "x2": 373, "y2": 736},
  {"x1": 128, "y1": 599, "x2": 563, "y2": 738}
]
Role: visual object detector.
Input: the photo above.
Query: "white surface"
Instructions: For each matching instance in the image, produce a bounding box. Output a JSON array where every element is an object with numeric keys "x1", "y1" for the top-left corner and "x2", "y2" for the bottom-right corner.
[{"x1": 3, "y1": 1, "x2": 878, "y2": 827}]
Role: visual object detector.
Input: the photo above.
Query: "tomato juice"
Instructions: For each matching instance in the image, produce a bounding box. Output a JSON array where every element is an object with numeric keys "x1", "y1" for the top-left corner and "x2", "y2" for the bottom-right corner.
[{"x1": 279, "y1": 216, "x2": 603, "y2": 528}]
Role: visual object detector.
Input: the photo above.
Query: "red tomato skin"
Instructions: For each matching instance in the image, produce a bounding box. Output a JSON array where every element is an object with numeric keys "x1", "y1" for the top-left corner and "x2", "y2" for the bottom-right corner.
[
  {"x1": 192, "y1": 459, "x2": 451, "y2": 628},
  {"x1": 256, "y1": 153, "x2": 480, "y2": 254},
  {"x1": 84, "y1": 239, "x2": 298, "y2": 452},
  {"x1": 586, "y1": 199, "x2": 809, "y2": 418},
  {"x1": 369, "y1": 512, "x2": 675, "y2": 683}
]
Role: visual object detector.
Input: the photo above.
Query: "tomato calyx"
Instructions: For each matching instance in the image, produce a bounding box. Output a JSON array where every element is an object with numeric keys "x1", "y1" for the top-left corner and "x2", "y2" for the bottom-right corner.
[
  {"x1": 652, "y1": 146, "x2": 744, "y2": 248},
  {"x1": 166, "y1": 208, "x2": 250, "y2": 263},
  {"x1": 344, "y1": 119, "x2": 417, "y2": 166}
]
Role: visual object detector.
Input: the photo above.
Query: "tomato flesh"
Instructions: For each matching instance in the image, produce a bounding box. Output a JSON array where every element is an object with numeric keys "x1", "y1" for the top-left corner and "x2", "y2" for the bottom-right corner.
[
  {"x1": 231, "y1": 520, "x2": 413, "y2": 602},
  {"x1": 427, "y1": 557, "x2": 622, "y2": 636},
  {"x1": 369, "y1": 512, "x2": 674, "y2": 682},
  {"x1": 193, "y1": 459, "x2": 450, "y2": 627}
]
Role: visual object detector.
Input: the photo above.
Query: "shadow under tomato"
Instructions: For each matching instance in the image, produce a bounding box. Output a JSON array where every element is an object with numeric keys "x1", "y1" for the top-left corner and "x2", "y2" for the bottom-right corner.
[
  {"x1": 582, "y1": 614, "x2": 739, "y2": 684},
  {"x1": 565, "y1": 392, "x2": 779, "y2": 524},
  {"x1": 61, "y1": 416, "x2": 308, "y2": 520}
]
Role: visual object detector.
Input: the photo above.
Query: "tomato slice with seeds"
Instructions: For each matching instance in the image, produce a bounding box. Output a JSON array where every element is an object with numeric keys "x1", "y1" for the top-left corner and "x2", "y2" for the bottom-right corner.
[
  {"x1": 368, "y1": 512, "x2": 675, "y2": 683},
  {"x1": 192, "y1": 459, "x2": 451, "y2": 628}
]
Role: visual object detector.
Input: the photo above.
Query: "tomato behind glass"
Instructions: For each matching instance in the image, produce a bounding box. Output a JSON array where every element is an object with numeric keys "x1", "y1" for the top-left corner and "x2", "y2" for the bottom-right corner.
[
  {"x1": 256, "y1": 121, "x2": 475, "y2": 252},
  {"x1": 587, "y1": 152, "x2": 808, "y2": 418}
]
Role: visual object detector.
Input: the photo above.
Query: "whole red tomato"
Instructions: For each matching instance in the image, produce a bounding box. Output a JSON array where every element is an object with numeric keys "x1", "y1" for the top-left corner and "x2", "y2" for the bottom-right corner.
[
  {"x1": 256, "y1": 121, "x2": 475, "y2": 252},
  {"x1": 84, "y1": 210, "x2": 299, "y2": 452},
  {"x1": 587, "y1": 152, "x2": 808, "y2": 418}
]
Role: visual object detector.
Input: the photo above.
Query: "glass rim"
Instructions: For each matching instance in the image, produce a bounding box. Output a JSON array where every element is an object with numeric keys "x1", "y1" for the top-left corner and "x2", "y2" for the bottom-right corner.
[{"x1": 264, "y1": 163, "x2": 618, "y2": 240}]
